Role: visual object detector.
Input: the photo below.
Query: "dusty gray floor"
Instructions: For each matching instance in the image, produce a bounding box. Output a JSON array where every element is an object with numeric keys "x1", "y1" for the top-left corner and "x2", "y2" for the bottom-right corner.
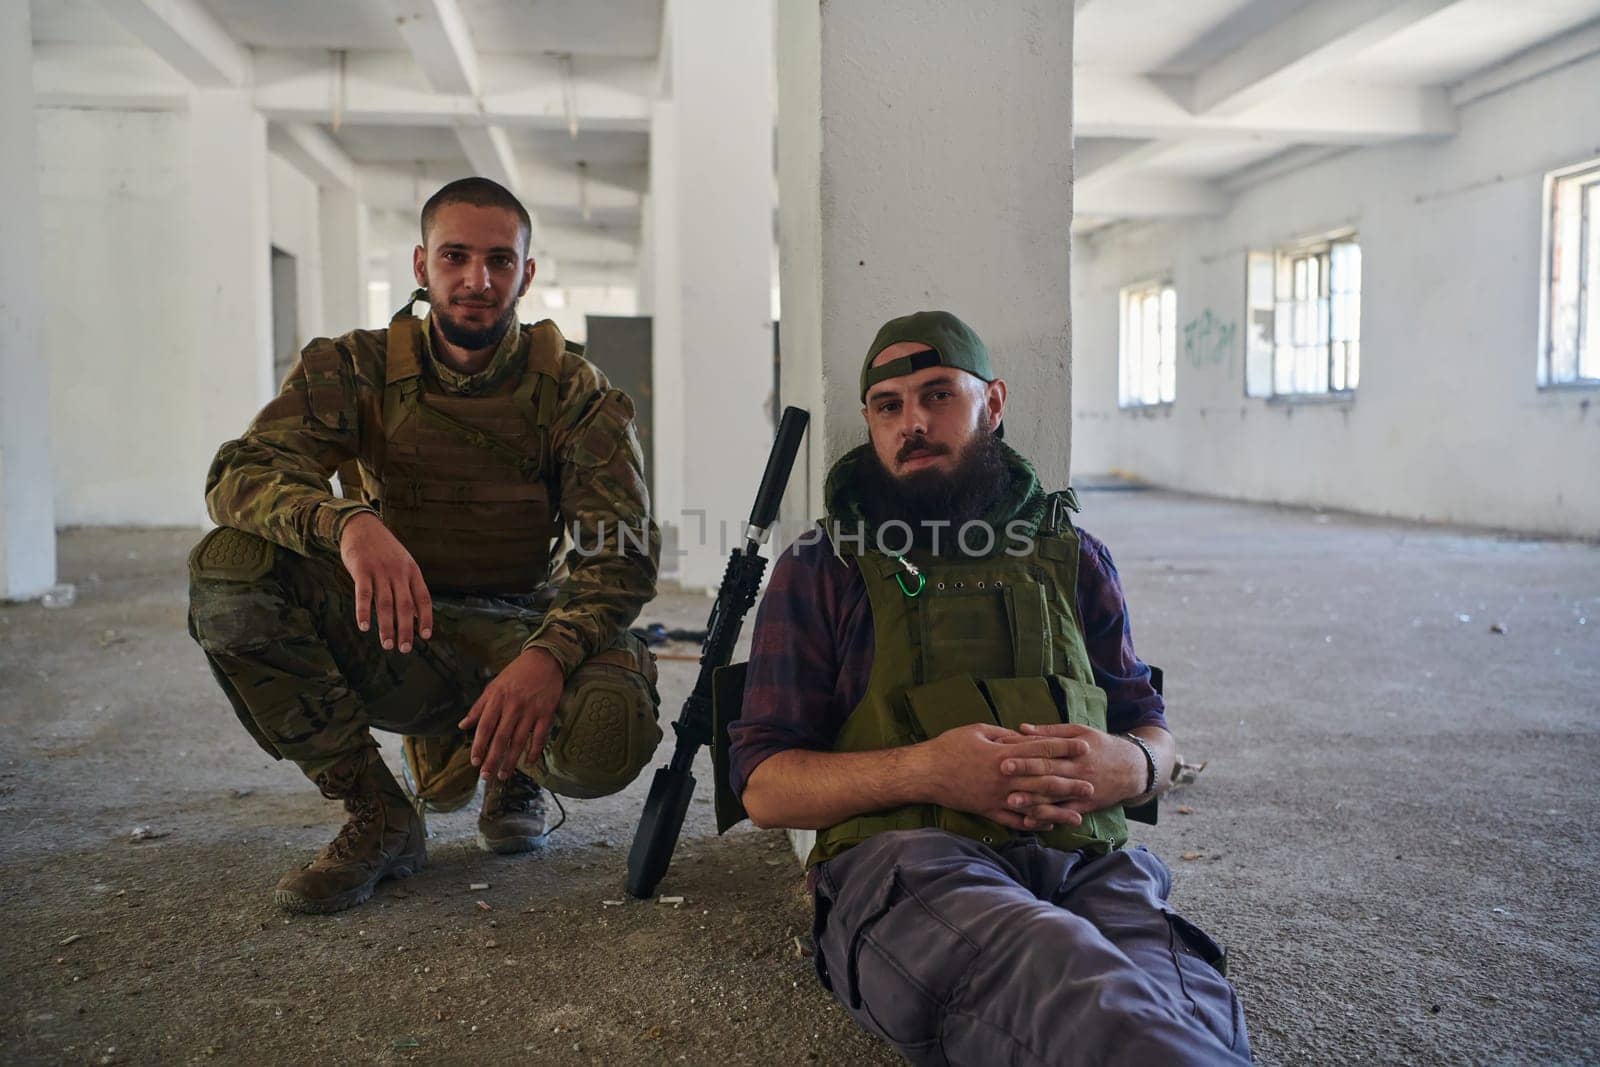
[{"x1": 1, "y1": 491, "x2": 1597, "y2": 1065}]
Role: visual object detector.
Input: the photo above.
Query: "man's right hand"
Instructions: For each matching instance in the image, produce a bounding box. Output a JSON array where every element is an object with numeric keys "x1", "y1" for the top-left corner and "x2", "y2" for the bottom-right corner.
[
  {"x1": 913, "y1": 723, "x2": 1094, "y2": 832},
  {"x1": 338, "y1": 512, "x2": 433, "y2": 653}
]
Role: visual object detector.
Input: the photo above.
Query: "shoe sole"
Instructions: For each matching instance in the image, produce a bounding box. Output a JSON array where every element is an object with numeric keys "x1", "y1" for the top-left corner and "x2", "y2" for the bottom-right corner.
[
  {"x1": 476, "y1": 831, "x2": 549, "y2": 855},
  {"x1": 273, "y1": 847, "x2": 426, "y2": 915}
]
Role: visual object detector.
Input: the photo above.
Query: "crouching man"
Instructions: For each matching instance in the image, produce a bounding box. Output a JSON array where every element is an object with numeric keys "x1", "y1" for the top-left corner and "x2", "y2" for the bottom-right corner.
[
  {"x1": 729, "y1": 312, "x2": 1250, "y2": 1065},
  {"x1": 188, "y1": 178, "x2": 661, "y2": 913}
]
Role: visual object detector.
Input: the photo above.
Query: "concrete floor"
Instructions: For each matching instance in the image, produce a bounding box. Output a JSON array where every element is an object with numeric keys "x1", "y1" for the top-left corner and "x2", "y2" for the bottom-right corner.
[{"x1": 1, "y1": 490, "x2": 1596, "y2": 1065}]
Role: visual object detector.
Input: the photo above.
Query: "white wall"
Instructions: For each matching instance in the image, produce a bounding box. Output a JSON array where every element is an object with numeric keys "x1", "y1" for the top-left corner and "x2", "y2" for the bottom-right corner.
[
  {"x1": 523, "y1": 286, "x2": 638, "y2": 345},
  {"x1": 1, "y1": 10, "x2": 55, "y2": 598},
  {"x1": 37, "y1": 108, "x2": 196, "y2": 527},
  {"x1": 36, "y1": 109, "x2": 334, "y2": 527},
  {"x1": 1072, "y1": 54, "x2": 1600, "y2": 539},
  {"x1": 267, "y1": 152, "x2": 326, "y2": 349}
]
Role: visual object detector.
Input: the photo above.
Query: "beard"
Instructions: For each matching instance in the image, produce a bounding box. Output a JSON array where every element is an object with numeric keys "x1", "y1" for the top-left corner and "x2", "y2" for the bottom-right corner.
[
  {"x1": 857, "y1": 422, "x2": 1011, "y2": 555},
  {"x1": 429, "y1": 289, "x2": 520, "y2": 352}
]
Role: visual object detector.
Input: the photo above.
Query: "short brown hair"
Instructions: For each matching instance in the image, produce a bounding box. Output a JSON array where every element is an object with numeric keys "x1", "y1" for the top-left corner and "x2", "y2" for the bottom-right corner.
[{"x1": 420, "y1": 177, "x2": 533, "y2": 254}]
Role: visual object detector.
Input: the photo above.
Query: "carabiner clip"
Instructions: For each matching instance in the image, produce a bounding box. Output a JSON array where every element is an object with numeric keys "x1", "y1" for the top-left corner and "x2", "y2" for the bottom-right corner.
[{"x1": 892, "y1": 555, "x2": 926, "y2": 598}]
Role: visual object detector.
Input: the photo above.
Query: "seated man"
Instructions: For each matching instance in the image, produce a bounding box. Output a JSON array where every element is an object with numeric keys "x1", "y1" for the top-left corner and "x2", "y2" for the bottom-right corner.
[
  {"x1": 730, "y1": 311, "x2": 1250, "y2": 1065},
  {"x1": 188, "y1": 177, "x2": 661, "y2": 914}
]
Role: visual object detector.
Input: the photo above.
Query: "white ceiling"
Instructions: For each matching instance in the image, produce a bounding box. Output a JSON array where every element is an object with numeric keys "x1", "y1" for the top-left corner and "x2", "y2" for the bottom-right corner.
[
  {"x1": 30, "y1": 0, "x2": 1600, "y2": 268},
  {"x1": 1072, "y1": 0, "x2": 1600, "y2": 228}
]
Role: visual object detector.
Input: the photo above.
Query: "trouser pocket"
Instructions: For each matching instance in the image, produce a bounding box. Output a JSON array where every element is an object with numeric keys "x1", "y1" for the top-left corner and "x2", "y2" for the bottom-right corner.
[
  {"x1": 1165, "y1": 908, "x2": 1244, "y2": 1053},
  {"x1": 817, "y1": 860, "x2": 980, "y2": 1050}
]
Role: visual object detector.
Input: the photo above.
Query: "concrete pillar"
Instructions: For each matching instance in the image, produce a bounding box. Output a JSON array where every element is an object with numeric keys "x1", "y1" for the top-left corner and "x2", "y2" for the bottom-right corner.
[
  {"x1": 647, "y1": 100, "x2": 684, "y2": 553},
  {"x1": 0, "y1": 2, "x2": 57, "y2": 600},
  {"x1": 635, "y1": 191, "x2": 656, "y2": 316},
  {"x1": 189, "y1": 90, "x2": 274, "y2": 521},
  {"x1": 320, "y1": 186, "x2": 369, "y2": 333},
  {"x1": 376, "y1": 210, "x2": 421, "y2": 314},
  {"x1": 656, "y1": 0, "x2": 775, "y2": 591},
  {"x1": 777, "y1": 0, "x2": 1076, "y2": 518}
]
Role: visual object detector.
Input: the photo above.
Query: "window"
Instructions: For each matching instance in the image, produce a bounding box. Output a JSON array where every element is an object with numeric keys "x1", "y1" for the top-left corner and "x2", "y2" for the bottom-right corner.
[
  {"x1": 1539, "y1": 159, "x2": 1600, "y2": 387},
  {"x1": 1118, "y1": 281, "x2": 1176, "y2": 407},
  {"x1": 1245, "y1": 234, "x2": 1361, "y2": 398}
]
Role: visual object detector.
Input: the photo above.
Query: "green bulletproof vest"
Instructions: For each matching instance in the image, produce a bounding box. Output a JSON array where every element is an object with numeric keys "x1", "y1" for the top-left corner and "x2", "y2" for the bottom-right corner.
[
  {"x1": 808, "y1": 498, "x2": 1129, "y2": 866},
  {"x1": 370, "y1": 294, "x2": 567, "y2": 595}
]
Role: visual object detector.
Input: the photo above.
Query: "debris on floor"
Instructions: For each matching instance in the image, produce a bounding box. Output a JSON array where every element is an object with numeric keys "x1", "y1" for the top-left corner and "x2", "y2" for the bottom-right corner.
[{"x1": 1170, "y1": 758, "x2": 1208, "y2": 788}]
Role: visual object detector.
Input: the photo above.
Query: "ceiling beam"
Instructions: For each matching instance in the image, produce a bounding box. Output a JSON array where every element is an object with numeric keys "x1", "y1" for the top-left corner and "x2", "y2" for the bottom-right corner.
[
  {"x1": 252, "y1": 50, "x2": 652, "y2": 131},
  {"x1": 1075, "y1": 175, "x2": 1228, "y2": 219},
  {"x1": 31, "y1": 43, "x2": 190, "y2": 110},
  {"x1": 383, "y1": 0, "x2": 479, "y2": 95},
  {"x1": 97, "y1": 0, "x2": 249, "y2": 88},
  {"x1": 380, "y1": 0, "x2": 522, "y2": 193},
  {"x1": 1450, "y1": 15, "x2": 1600, "y2": 107},
  {"x1": 1075, "y1": 139, "x2": 1189, "y2": 182},
  {"x1": 1190, "y1": 0, "x2": 1460, "y2": 115},
  {"x1": 1076, "y1": 72, "x2": 1455, "y2": 143},
  {"x1": 268, "y1": 123, "x2": 357, "y2": 190},
  {"x1": 358, "y1": 162, "x2": 643, "y2": 215},
  {"x1": 455, "y1": 125, "x2": 522, "y2": 193}
]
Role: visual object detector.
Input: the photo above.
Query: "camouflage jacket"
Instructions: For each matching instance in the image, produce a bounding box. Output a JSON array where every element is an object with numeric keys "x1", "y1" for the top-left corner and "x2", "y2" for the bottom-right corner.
[{"x1": 203, "y1": 314, "x2": 659, "y2": 677}]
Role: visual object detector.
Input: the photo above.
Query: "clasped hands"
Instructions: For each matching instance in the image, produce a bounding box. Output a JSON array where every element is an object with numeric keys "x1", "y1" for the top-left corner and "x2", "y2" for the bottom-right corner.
[
  {"x1": 917, "y1": 721, "x2": 1147, "y2": 832},
  {"x1": 339, "y1": 511, "x2": 563, "y2": 782}
]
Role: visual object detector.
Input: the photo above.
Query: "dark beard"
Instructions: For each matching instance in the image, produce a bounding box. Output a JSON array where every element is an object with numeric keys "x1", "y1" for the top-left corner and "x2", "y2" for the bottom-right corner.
[
  {"x1": 430, "y1": 294, "x2": 519, "y2": 352},
  {"x1": 857, "y1": 425, "x2": 1011, "y2": 555}
]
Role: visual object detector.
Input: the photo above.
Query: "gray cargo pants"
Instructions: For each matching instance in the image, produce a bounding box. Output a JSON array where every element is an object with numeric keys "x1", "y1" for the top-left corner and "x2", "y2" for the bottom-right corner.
[{"x1": 811, "y1": 829, "x2": 1250, "y2": 1066}]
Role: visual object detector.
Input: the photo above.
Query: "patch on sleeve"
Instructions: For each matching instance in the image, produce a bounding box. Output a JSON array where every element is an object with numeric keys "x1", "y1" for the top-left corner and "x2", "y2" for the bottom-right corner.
[
  {"x1": 300, "y1": 340, "x2": 356, "y2": 431},
  {"x1": 570, "y1": 389, "x2": 637, "y2": 468}
]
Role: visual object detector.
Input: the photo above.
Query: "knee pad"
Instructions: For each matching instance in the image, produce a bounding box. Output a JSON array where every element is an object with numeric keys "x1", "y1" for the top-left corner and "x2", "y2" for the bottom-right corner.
[
  {"x1": 189, "y1": 526, "x2": 276, "y2": 582},
  {"x1": 533, "y1": 632, "x2": 662, "y2": 799},
  {"x1": 187, "y1": 527, "x2": 282, "y2": 654}
]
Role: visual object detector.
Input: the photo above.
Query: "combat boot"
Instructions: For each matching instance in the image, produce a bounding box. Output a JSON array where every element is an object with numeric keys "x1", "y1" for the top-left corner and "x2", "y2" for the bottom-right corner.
[
  {"x1": 477, "y1": 771, "x2": 552, "y2": 854},
  {"x1": 274, "y1": 750, "x2": 426, "y2": 914}
]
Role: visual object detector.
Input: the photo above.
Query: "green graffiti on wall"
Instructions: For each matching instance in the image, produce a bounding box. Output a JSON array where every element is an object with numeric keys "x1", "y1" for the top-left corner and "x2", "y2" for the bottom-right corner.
[{"x1": 1183, "y1": 310, "x2": 1237, "y2": 373}]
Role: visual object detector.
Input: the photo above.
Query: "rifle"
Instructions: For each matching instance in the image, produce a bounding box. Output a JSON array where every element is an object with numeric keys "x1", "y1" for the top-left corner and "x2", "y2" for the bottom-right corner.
[{"x1": 625, "y1": 406, "x2": 810, "y2": 899}]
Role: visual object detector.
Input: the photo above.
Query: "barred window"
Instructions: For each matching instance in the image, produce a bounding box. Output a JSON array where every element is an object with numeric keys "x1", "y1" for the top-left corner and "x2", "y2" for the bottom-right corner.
[
  {"x1": 1118, "y1": 281, "x2": 1177, "y2": 407},
  {"x1": 1245, "y1": 234, "x2": 1361, "y2": 398},
  {"x1": 1540, "y1": 159, "x2": 1600, "y2": 388}
]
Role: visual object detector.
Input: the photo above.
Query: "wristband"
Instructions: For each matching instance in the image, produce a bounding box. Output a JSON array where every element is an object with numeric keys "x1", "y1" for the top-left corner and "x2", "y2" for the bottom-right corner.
[{"x1": 1120, "y1": 732, "x2": 1158, "y2": 799}]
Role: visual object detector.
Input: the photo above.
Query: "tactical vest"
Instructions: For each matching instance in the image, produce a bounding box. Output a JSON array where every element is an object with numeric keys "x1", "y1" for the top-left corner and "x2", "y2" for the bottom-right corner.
[
  {"x1": 808, "y1": 498, "x2": 1129, "y2": 866},
  {"x1": 372, "y1": 296, "x2": 566, "y2": 595}
]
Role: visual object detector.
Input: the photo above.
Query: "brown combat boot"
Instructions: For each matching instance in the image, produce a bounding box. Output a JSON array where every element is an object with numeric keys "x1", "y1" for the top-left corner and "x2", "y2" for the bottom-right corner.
[
  {"x1": 477, "y1": 772, "x2": 552, "y2": 854},
  {"x1": 274, "y1": 751, "x2": 427, "y2": 914}
]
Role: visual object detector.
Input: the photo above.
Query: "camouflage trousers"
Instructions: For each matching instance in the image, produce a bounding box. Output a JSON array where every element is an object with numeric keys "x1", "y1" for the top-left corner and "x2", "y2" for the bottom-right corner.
[{"x1": 186, "y1": 526, "x2": 661, "y2": 798}]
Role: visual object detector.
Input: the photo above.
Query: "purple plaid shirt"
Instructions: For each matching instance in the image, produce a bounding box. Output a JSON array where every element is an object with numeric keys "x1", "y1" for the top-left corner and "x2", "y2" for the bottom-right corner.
[{"x1": 728, "y1": 525, "x2": 1169, "y2": 796}]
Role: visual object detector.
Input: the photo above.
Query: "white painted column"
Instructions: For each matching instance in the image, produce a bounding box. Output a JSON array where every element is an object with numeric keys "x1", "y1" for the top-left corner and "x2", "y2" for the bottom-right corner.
[
  {"x1": 660, "y1": 0, "x2": 775, "y2": 591},
  {"x1": 778, "y1": 1, "x2": 1076, "y2": 511},
  {"x1": 374, "y1": 210, "x2": 421, "y2": 314},
  {"x1": 189, "y1": 90, "x2": 274, "y2": 522},
  {"x1": 647, "y1": 100, "x2": 685, "y2": 555},
  {"x1": 0, "y1": 0, "x2": 57, "y2": 599},
  {"x1": 777, "y1": 1, "x2": 1074, "y2": 862},
  {"x1": 319, "y1": 187, "x2": 368, "y2": 334},
  {"x1": 634, "y1": 191, "x2": 656, "y2": 317}
]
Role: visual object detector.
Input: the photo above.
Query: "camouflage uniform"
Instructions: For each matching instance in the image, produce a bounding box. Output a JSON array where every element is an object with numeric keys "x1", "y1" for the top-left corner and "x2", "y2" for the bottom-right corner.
[{"x1": 188, "y1": 299, "x2": 662, "y2": 802}]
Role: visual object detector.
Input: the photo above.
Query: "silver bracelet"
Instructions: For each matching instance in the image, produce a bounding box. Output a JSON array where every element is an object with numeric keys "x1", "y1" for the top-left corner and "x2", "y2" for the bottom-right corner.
[{"x1": 1120, "y1": 732, "x2": 1158, "y2": 799}]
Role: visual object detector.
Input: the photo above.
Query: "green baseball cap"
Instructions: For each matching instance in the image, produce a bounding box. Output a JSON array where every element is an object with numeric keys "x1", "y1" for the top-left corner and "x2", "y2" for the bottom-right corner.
[{"x1": 861, "y1": 310, "x2": 993, "y2": 402}]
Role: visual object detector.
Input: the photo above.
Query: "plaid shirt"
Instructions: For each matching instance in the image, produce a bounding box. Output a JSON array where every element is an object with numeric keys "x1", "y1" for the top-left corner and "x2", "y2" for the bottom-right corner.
[{"x1": 728, "y1": 526, "x2": 1169, "y2": 796}]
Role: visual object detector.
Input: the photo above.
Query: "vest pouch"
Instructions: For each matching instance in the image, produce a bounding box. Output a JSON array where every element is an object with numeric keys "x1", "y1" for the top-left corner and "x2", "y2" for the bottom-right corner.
[
  {"x1": 976, "y1": 676, "x2": 1066, "y2": 734},
  {"x1": 1047, "y1": 673, "x2": 1128, "y2": 848},
  {"x1": 900, "y1": 674, "x2": 996, "y2": 739},
  {"x1": 1050, "y1": 673, "x2": 1111, "y2": 731},
  {"x1": 900, "y1": 675, "x2": 1019, "y2": 847}
]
